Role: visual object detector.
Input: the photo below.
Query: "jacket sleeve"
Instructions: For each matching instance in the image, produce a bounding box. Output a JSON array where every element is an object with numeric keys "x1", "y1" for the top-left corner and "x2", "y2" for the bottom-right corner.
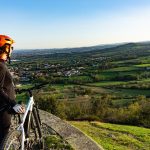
[{"x1": 0, "y1": 64, "x2": 16, "y2": 107}]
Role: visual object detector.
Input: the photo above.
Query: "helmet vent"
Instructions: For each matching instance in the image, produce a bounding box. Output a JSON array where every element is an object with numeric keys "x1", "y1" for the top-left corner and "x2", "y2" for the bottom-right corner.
[{"x1": 5, "y1": 39, "x2": 10, "y2": 41}]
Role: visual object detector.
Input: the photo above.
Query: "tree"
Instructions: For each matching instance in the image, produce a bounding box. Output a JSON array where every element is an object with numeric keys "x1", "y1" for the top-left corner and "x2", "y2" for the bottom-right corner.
[
  {"x1": 36, "y1": 95, "x2": 58, "y2": 115},
  {"x1": 90, "y1": 94, "x2": 112, "y2": 119}
]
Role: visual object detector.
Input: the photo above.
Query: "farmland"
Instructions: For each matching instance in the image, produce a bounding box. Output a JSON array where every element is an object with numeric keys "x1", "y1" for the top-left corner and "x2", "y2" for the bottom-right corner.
[{"x1": 12, "y1": 42, "x2": 150, "y2": 128}]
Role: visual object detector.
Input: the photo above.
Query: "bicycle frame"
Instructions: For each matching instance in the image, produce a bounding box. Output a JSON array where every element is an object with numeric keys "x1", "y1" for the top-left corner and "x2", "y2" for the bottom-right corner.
[{"x1": 17, "y1": 95, "x2": 34, "y2": 150}]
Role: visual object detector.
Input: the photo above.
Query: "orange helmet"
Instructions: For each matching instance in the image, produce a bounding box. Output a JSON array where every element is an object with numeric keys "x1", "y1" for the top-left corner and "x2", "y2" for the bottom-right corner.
[{"x1": 0, "y1": 35, "x2": 15, "y2": 47}]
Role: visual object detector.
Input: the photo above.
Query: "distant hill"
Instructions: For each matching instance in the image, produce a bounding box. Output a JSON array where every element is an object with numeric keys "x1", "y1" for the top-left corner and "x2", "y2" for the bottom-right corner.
[
  {"x1": 12, "y1": 41, "x2": 150, "y2": 59},
  {"x1": 13, "y1": 43, "x2": 123, "y2": 55}
]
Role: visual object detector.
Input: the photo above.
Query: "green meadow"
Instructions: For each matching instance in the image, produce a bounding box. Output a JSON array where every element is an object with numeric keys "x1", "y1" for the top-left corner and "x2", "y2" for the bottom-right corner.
[{"x1": 70, "y1": 121, "x2": 150, "y2": 150}]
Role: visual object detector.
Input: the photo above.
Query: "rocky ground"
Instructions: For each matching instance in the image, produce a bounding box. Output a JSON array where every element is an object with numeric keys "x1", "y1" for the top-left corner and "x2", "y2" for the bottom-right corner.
[
  {"x1": 10, "y1": 110, "x2": 103, "y2": 150},
  {"x1": 11, "y1": 114, "x2": 72, "y2": 150}
]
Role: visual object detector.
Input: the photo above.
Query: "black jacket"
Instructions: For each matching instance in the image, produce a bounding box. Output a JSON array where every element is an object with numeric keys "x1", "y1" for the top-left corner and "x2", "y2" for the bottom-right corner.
[{"x1": 0, "y1": 60, "x2": 16, "y2": 111}]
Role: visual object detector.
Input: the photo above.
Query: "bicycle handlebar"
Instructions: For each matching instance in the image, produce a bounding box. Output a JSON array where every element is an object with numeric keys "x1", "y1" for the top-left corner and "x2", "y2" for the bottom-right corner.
[{"x1": 16, "y1": 82, "x2": 49, "y2": 96}]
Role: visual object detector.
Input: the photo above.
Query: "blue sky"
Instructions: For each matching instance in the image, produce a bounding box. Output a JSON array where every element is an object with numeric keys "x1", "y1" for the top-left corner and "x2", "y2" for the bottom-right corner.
[{"x1": 1, "y1": 0, "x2": 150, "y2": 49}]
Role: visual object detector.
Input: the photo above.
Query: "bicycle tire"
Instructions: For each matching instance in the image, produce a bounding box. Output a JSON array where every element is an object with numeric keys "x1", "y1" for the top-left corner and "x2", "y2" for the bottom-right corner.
[
  {"x1": 32, "y1": 106, "x2": 44, "y2": 149},
  {"x1": 0, "y1": 130, "x2": 22, "y2": 150},
  {"x1": 24, "y1": 107, "x2": 44, "y2": 150}
]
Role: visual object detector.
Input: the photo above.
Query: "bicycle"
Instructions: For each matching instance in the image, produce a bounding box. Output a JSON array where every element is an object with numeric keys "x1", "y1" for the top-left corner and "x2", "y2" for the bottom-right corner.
[{"x1": 0, "y1": 88, "x2": 44, "y2": 150}]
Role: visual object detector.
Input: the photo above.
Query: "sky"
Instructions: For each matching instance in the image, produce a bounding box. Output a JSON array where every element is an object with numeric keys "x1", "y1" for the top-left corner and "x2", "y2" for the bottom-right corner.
[{"x1": 1, "y1": 0, "x2": 150, "y2": 49}]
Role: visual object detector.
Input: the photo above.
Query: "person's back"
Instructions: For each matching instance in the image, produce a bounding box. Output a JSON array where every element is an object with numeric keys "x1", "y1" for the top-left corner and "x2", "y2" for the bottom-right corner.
[{"x1": 0, "y1": 60, "x2": 16, "y2": 107}]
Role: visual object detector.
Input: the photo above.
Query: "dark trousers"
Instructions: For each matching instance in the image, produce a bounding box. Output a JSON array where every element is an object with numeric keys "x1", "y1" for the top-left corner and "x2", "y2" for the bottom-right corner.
[{"x1": 0, "y1": 111, "x2": 11, "y2": 144}]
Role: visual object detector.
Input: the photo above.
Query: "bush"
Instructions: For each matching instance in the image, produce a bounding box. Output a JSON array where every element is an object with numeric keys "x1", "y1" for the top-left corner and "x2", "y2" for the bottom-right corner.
[{"x1": 36, "y1": 95, "x2": 58, "y2": 114}]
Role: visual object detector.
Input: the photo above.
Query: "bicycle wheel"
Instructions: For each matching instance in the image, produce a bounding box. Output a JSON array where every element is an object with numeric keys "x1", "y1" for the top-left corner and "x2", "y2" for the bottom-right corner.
[
  {"x1": 0, "y1": 130, "x2": 22, "y2": 150},
  {"x1": 24, "y1": 106, "x2": 44, "y2": 150},
  {"x1": 32, "y1": 106, "x2": 44, "y2": 149},
  {"x1": 23, "y1": 110, "x2": 42, "y2": 149}
]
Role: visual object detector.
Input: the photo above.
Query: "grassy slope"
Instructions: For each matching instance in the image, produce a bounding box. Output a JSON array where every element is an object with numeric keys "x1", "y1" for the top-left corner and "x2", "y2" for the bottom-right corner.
[{"x1": 70, "y1": 121, "x2": 150, "y2": 150}]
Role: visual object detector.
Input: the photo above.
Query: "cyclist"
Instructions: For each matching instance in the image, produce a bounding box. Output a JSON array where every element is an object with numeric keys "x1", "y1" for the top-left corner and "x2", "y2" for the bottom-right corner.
[{"x1": 0, "y1": 35, "x2": 25, "y2": 144}]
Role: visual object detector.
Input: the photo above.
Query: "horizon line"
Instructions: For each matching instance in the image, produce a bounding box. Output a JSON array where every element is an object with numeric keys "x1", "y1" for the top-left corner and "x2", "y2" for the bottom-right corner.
[{"x1": 14, "y1": 40, "x2": 150, "y2": 51}]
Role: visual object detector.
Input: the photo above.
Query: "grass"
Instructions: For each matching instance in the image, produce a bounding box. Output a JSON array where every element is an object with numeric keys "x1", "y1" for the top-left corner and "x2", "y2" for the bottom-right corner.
[
  {"x1": 70, "y1": 121, "x2": 150, "y2": 150},
  {"x1": 47, "y1": 84, "x2": 74, "y2": 90},
  {"x1": 16, "y1": 93, "x2": 29, "y2": 103},
  {"x1": 105, "y1": 66, "x2": 138, "y2": 72},
  {"x1": 113, "y1": 89, "x2": 150, "y2": 97},
  {"x1": 88, "y1": 81, "x2": 128, "y2": 87},
  {"x1": 44, "y1": 135, "x2": 73, "y2": 150},
  {"x1": 87, "y1": 78, "x2": 150, "y2": 97},
  {"x1": 112, "y1": 98, "x2": 134, "y2": 107},
  {"x1": 135, "y1": 64, "x2": 150, "y2": 67},
  {"x1": 16, "y1": 83, "x2": 33, "y2": 89}
]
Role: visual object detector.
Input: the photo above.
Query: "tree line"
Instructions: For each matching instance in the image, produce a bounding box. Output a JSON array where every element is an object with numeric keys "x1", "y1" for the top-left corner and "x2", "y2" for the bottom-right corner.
[{"x1": 35, "y1": 92, "x2": 150, "y2": 128}]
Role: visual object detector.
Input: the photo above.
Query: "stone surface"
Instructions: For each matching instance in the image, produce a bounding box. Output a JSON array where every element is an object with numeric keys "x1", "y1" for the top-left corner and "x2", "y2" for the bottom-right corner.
[{"x1": 39, "y1": 110, "x2": 104, "y2": 150}]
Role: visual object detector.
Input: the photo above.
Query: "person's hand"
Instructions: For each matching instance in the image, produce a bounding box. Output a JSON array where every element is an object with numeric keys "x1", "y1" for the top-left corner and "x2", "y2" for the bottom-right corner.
[{"x1": 12, "y1": 104, "x2": 25, "y2": 114}]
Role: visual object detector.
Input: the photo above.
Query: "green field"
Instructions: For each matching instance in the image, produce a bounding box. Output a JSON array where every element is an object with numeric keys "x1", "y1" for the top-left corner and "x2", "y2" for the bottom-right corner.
[
  {"x1": 113, "y1": 88, "x2": 150, "y2": 97},
  {"x1": 88, "y1": 81, "x2": 128, "y2": 87},
  {"x1": 135, "y1": 64, "x2": 150, "y2": 67},
  {"x1": 105, "y1": 66, "x2": 139, "y2": 72},
  {"x1": 70, "y1": 121, "x2": 150, "y2": 150},
  {"x1": 87, "y1": 78, "x2": 150, "y2": 97}
]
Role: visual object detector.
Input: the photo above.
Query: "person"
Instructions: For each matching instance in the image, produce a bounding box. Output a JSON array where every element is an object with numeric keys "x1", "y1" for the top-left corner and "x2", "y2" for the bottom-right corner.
[{"x1": 0, "y1": 35, "x2": 25, "y2": 144}]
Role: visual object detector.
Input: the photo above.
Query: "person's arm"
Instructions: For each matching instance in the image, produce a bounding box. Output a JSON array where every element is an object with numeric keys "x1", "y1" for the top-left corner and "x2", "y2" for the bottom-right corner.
[{"x1": 0, "y1": 64, "x2": 16, "y2": 107}]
